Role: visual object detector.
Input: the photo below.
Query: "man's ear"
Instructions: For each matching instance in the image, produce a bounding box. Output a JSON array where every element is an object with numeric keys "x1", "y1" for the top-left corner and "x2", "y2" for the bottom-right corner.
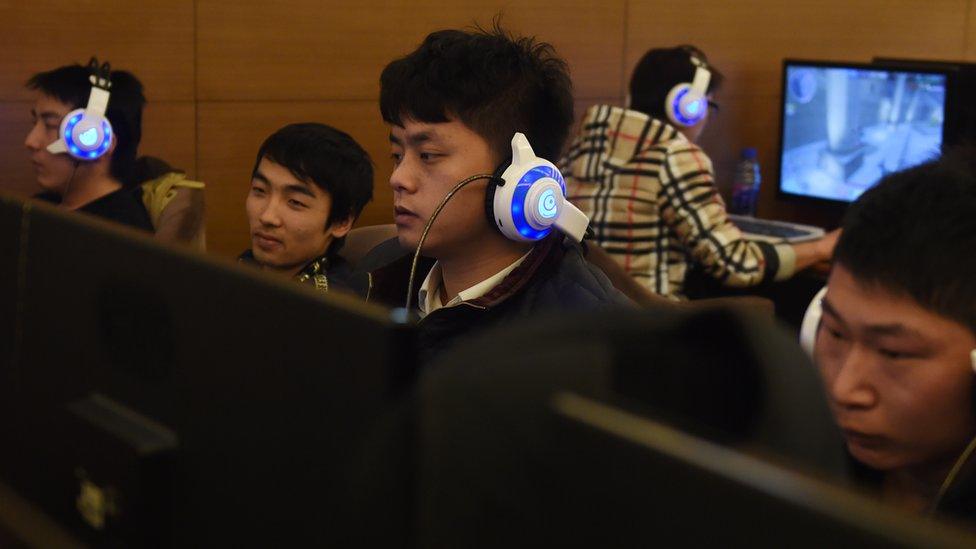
[{"x1": 327, "y1": 215, "x2": 355, "y2": 239}]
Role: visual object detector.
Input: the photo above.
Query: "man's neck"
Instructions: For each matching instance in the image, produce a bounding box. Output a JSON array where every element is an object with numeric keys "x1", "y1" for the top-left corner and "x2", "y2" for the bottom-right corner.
[
  {"x1": 261, "y1": 247, "x2": 329, "y2": 280},
  {"x1": 60, "y1": 169, "x2": 123, "y2": 210},
  {"x1": 436, "y1": 236, "x2": 532, "y2": 304},
  {"x1": 883, "y1": 454, "x2": 961, "y2": 513}
]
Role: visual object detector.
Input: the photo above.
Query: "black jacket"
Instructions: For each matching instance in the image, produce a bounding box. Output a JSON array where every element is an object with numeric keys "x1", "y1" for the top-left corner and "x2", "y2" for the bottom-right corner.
[
  {"x1": 35, "y1": 186, "x2": 153, "y2": 232},
  {"x1": 238, "y1": 250, "x2": 371, "y2": 299},
  {"x1": 366, "y1": 236, "x2": 633, "y2": 362}
]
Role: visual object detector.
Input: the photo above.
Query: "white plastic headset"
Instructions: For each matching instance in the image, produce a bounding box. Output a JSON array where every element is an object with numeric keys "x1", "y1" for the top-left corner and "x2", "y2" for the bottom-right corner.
[
  {"x1": 486, "y1": 132, "x2": 589, "y2": 243},
  {"x1": 46, "y1": 57, "x2": 113, "y2": 162},
  {"x1": 664, "y1": 55, "x2": 711, "y2": 128}
]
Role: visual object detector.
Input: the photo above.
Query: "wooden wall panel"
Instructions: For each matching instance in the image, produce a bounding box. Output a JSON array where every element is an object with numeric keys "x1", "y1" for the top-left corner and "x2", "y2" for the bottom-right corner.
[
  {"x1": 627, "y1": 0, "x2": 967, "y2": 96},
  {"x1": 0, "y1": 1, "x2": 195, "y2": 102},
  {"x1": 196, "y1": 101, "x2": 395, "y2": 256},
  {"x1": 196, "y1": 0, "x2": 625, "y2": 101},
  {"x1": 140, "y1": 102, "x2": 198, "y2": 178},
  {"x1": 965, "y1": 0, "x2": 976, "y2": 59}
]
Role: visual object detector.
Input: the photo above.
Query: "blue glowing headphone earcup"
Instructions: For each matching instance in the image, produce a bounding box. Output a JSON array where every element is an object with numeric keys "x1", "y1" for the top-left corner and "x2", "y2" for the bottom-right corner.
[
  {"x1": 665, "y1": 84, "x2": 707, "y2": 127},
  {"x1": 664, "y1": 60, "x2": 711, "y2": 128},
  {"x1": 490, "y1": 133, "x2": 589, "y2": 243},
  {"x1": 51, "y1": 108, "x2": 113, "y2": 161}
]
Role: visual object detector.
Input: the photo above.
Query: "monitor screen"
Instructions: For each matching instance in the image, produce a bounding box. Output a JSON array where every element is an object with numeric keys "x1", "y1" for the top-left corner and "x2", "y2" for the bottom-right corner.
[{"x1": 778, "y1": 61, "x2": 947, "y2": 203}]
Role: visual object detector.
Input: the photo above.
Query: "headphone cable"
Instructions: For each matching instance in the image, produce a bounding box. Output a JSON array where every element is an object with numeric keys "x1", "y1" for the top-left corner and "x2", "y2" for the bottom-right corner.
[{"x1": 404, "y1": 173, "x2": 497, "y2": 312}]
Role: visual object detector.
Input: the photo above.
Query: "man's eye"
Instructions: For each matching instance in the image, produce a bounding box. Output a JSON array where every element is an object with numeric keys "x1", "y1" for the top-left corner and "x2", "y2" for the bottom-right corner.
[
  {"x1": 878, "y1": 349, "x2": 905, "y2": 360},
  {"x1": 250, "y1": 186, "x2": 265, "y2": 195},
  {"x1": 419, "y1": 152, "x2": 438, "y2": 162},
  {"x1": 288, "y1": 199, "x2": 307, "y2": 208},
  {"x1": 824, "y1": 325, "x2": 845, "y2": 341},
  {"x1": 391, "y1": 152, "x2": 403, "y2": 164}
]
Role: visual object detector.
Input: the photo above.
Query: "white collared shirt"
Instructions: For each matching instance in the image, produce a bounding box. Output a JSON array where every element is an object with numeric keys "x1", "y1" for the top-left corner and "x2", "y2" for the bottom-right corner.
[{"x1": 417, "y1": 253, "x2": 531, "y2": 317}]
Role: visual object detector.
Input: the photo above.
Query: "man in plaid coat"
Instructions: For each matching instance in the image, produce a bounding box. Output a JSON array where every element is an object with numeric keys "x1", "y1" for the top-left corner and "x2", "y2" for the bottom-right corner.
[{"x1": 562, "y1": 46, "x2": 838, "y2": 300}]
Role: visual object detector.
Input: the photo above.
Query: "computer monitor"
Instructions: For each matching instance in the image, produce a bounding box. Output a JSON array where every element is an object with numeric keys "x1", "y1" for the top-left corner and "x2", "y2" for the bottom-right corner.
[
  {"x1": 873, "y1": 57, "x2": 976, "y2": 147},
  {"x1": 0, "y1": 196, "x2": 415, "y2": 546},
  {"x1": 414, "y1": 307, "x2": 976, "y2": 546},
  {"x1": 777, "y1": 59, "x2": 949, "y2": 204}
]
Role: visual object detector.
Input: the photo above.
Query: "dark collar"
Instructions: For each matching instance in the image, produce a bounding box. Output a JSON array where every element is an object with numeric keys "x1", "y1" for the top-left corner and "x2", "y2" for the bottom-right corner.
[
  {"x1": 369, "y1": 235, "x2": 564, "y2": 312},
  {"x1": 238, "y1": 250, "x2": 332, "y2": 288}
]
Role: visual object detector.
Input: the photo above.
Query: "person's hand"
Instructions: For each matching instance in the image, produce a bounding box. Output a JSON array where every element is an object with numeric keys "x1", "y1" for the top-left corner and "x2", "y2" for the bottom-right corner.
[{"x1": 816, "y1": 228, "x2": 842, "y2": 261}]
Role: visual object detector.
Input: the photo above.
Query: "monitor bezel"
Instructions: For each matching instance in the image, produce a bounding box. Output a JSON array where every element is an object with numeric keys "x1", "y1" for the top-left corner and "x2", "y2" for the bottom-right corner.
[{"x1": 775, "y1": 58, "x2": 952, "y2": 206}]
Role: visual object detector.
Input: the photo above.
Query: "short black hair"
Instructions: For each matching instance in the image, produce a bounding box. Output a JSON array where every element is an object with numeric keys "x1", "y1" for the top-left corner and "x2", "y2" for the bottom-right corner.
[
  {"x1": 252, "y1": 123, "x2": 374, "y2": 256},
  {"x1": 27, "y1": 62, "x2": 146, "y2": 186},
  {"x1": 833, "y1": 147, "x2": 976, "y2": 335},
  {"x1": 379, "y1": 21, "x2": 574, "y2": 163},
  {"x1": 629, "y1": 45, "x2": 724, "y2": 122}
]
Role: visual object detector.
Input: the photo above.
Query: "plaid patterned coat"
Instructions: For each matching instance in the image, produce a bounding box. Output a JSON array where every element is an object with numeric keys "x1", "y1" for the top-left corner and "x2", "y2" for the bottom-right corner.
[{"x1": 562, "y1": 105, "x2": 796, "y2": 300}]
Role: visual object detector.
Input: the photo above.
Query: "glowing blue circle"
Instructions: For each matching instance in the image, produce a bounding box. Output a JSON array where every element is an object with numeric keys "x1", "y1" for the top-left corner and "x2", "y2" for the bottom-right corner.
[
  {"x1": 539, "y1": 189, "x2": 558, "y2": 219},
  {"x1": 672, "y1": 88, "x2": 705, "y2": 126},
  {"x1": 510, "y1": 165, "x2": 566, "y2": 240},
  {"x1": 63, "y1": 115, "x2": 112, "y2": 160},
  {"x1": 79, "y1": 127, "x2": 99, "y2": 147}
]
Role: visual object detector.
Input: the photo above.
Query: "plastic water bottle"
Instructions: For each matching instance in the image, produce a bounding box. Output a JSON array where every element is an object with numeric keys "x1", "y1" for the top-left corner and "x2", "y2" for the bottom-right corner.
[{"x1": 730, "y1": 147, "x2": 761, "y2": 216}]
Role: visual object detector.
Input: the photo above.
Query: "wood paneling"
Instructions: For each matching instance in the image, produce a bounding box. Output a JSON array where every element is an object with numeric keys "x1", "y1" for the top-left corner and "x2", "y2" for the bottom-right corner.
[
  {"x1": 196, "y1": 100, "x2": 394, "y2": 256},
  {"x1": 0, "y1": 1, "x2": 195, "y2": 102},
  {"x1": 140, "y1": 101, "x2": 198, "y2": 177},
  {"x1": 627, "y1": 0, "x2": 967, "y2": 97},
  {"x1": 196, "y1": 0, "x2": 625, "y2": 101}
]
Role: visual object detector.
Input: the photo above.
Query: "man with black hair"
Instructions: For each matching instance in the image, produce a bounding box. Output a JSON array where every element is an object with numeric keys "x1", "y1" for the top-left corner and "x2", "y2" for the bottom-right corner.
[
  {"x1": 563, "y1": 45, "x2": 837, "y2": 300},
  {"x1": 240, "y1": 122, "x2": 374, "y2": 297},
  {"x1": 24, "y1": 61, "x2": 153, "y2": 231},
  {"x1": 367, "y1": 24, "x2": 630, "y2": 360},
  {"x1": 813, "y1": 148, "x2": 976, "y2": 522}
]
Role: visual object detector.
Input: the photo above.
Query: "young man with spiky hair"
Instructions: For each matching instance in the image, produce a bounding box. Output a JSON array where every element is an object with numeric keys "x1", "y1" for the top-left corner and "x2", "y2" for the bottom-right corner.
[
  {"x1": 368, "y1": 24, "x2": 630, "y2": 360},
  {"x1": 241, "y1": 123, "x2": 374, "y2": 297},
  {"x1": 813, "y1": 148, "x2": 976, "y2": 523}
]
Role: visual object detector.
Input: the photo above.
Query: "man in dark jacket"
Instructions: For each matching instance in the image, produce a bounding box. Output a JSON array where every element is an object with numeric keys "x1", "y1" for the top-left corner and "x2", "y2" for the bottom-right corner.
[{"x1": 369, "y1": 24, "x2": 631, "y2": 361}]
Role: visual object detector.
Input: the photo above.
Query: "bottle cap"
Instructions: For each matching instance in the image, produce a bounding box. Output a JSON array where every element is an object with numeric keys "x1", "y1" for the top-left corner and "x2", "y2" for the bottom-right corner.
[{"x1": 741, "y1": 147, "x2": 758, "y2": 160}]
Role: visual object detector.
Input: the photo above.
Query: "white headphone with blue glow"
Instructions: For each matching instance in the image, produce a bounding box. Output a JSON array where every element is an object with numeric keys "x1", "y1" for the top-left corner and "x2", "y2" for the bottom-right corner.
[
  {"x1": 46, "y1": 57, "x2": 114, "y2": 161},
  {"x1": 664, "y1": 55, "x2": 711, "y2": 128},
  {"x1": 486, "y1": 133, "x2": 589, "y2": 243}
]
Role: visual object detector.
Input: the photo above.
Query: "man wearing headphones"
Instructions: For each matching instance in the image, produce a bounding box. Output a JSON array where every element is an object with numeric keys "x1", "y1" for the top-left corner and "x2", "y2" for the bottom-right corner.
[
  {"x1": 24, "y1": 59, "x2": 153, "y2": 231},
  {"x1": 366, "y1": 23, "x2": 630, "y2": 361},
  {"x1": 813, "y1": 148, "x2": 976, "y2": 522},
  {"x1": 562, "y1": 46, "x2": 837, "y2": 300}
]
